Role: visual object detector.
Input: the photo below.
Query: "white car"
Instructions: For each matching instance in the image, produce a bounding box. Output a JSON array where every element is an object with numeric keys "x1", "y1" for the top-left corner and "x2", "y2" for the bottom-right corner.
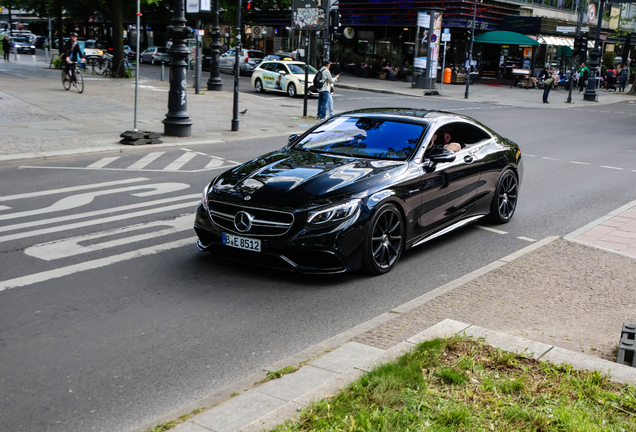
[{"x1": 251, "y1": 60, "x2": 320, "y2": 97}]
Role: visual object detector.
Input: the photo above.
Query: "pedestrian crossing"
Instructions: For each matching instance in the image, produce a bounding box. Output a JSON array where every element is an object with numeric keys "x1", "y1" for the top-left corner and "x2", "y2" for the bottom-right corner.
[{"x1": 22, "y1": 149, "x2": 242, "y2": 173}]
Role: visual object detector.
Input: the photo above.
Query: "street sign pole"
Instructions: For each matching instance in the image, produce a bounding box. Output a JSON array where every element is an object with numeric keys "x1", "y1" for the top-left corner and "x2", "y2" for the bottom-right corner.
[
  {"x1": 303, "y1": 32, "x2": 309, "y2": 117},
  {"x1": 195, "y1": 19, "x2": 201, "y2": 94},
  {"x1": 232, "y1": 0, "x2": 242, "y2": 131}
]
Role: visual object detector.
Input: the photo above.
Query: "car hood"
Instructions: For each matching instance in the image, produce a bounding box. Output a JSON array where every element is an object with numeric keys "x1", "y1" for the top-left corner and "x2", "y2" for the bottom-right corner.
[{"x1": 210, "y1": 148, "x2": 407, "y2": 206}]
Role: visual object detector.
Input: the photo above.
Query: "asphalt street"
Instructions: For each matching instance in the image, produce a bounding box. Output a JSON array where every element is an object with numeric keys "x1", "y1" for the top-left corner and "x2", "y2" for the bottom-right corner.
[{"x1": 1, "y1": 56, "x2": 636, "y2": 432}]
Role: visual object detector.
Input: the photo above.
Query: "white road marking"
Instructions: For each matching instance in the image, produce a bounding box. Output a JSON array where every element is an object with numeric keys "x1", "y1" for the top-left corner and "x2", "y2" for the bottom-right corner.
[
  {"x1": 476, "y1": 225, "x2": 508, "y2": 235},
  {"x1": 0, "y1": 200, "x2": 199, "y2": 244},
  {"x1": 0, "y1": 237, "x2": 197, "y2": 292},
  {"x1": 600, "y1": 166, "x2": 624, "y2": 170},
  {"x1": 523, "y1": 154, "x2": 535, "y2": 157},
  {"x1": 87, "y1": 157, "x2": 120, "y2": 168},
  {"x1": 0, "y1": 183, "x2": 190, "y2": 222},
  {"x1": 542, "y1": 157, "x2": 562, "y2": 161},
  {"x1": 205, "y1": 158, "x2": 225, "y2": 168},
  {"x1": 163, "y1": 152, "x2": 198, "y2": 171},
  {"x1": 126, "y1": 152, "x2": 166, "y2": 169},
  {"x1": 0, "y1": 206, "x2": 11, "y2": 211},
  {"x1": 0, "y1": 178, "x2": 148, "y2": 202},
  {"x1": 25, "y1": 214, "x2": 193, "y2": 260},
  {"x1": 0, "y1": 194, "x2": 199, "y2": 234},
  {"x1": 21, "y1": 164, "x2": 239, "y2": 173},
  {"x1": 517, "y1": 236, "x2": 536, "y2": 242},
  {"x1": 570, "y1": 161, "x2": 591, "y2": 165}
]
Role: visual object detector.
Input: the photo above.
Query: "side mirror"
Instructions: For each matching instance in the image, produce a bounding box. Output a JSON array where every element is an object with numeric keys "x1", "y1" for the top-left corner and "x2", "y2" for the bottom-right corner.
[
  {"x1": 288, "y1": 134, "x2": 298, "y2": 146},
  {"x1": 428, "y1": 148, "x2": 456, "y2": 164},
  {"x1": 279, "y1": 70, "x2": 287, "y2": 75}
]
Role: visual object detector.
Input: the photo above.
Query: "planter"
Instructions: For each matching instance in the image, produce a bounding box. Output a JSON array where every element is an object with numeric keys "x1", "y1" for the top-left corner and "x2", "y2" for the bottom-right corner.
[{"x1": 379, "y1": 72, "x2": 387, "y2": 80}]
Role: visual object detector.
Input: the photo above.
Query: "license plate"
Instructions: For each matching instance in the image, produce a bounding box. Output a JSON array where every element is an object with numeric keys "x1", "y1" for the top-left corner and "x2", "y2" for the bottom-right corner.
[{"x1": 222, "y1": 233, "x2": 261, "y2": 252}]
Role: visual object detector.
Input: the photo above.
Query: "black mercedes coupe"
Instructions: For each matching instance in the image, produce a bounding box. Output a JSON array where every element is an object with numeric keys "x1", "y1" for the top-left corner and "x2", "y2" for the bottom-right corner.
[{"x1": 194, "y1": 108, "x2": 523, "y2": 274}]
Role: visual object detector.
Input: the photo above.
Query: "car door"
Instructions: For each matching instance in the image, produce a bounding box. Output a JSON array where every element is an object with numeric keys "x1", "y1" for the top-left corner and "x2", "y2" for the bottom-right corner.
[
  {"x1": 259, "y1": 62, "x2": 277, "y2": 90},
  {"x1": 417, "y1": 123, "x2": 484, "y2": 234},
  {"x1": 220, "y1": 49, "x2": 235, "y2": 72}
]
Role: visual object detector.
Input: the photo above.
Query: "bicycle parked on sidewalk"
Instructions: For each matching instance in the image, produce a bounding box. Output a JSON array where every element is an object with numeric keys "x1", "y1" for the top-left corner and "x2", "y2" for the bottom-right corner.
[{"x1": 62, "y1": 61, "x2": 84, "y2": 93}]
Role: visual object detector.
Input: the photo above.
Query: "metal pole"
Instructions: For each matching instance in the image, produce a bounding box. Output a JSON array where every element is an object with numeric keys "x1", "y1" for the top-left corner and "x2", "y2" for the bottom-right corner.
[
  {"x1": 303, "y1": 32, "x2": 309, "y2": 117},
  {"x1": 231, "y1": 0, "x2": 242, "y2": 131},
  {"x1": 161, "y1": 62, "x2": 165, "y2": 80},
  {"x1": 465, "y1": 0, "x2": 477, "y2": 99},
  {"x1": 195, "y1": 18, "x2": 201, "y2": 94},
  {"x1": 48, "y1": 16, "x2": 52, "y2": 63},
  {"x1": 207, "y1": 0, "x2": 223, "y2": 90},
  {"x1": 441, "y1": 40, "x2": 447, "y2": 95},
  {"x1": 162, "y1": 0, "x2": 193, "y2": 137},
  {"x1": 134, "y1": 0, "x2": 140, "y2": 131},
  {"x1": 584, "y1": 0, "x2": 604, "y2": 101}
]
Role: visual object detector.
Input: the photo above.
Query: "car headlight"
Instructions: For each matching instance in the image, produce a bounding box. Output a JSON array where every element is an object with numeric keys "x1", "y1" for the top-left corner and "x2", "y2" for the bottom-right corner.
[
  {"x1": 306, "y1": 199, "x2": 361, "y2": 229},
  {"x1": 201, "y1": 181, "x2": 212, "y2": 211},
  {"x1": 31, "y1": 45, "x2": 35, "y2": 48},
  {"x1": 298, "y1": 79, "x2": 306, "y2": 85}
]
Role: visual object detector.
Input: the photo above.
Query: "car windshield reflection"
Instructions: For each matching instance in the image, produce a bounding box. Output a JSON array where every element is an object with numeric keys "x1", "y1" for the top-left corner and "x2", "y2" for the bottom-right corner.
[
  {"x1": 288, "y1": 64, "x2": 318, "y2": 74},
  {"x1": 294, "y1": 116, "x2": 425, "y2": 160}
]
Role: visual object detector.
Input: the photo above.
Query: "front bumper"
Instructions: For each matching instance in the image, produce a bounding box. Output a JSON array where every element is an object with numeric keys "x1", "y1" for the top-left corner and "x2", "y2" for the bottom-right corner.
[{"x1": 193, "y1": 203, "x2": 366, "y2": 274}]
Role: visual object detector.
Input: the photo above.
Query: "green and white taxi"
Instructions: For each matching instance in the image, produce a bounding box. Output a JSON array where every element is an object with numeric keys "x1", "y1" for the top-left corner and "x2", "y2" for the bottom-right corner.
[{"x1": 251, "y1": 60, "x2": 320, "y2": 97}]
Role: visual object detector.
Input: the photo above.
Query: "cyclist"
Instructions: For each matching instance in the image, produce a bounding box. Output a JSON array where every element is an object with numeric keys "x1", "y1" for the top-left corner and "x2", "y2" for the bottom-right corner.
[{"x1": 64, "y1": 32, "x2": 85, "y2": 79}]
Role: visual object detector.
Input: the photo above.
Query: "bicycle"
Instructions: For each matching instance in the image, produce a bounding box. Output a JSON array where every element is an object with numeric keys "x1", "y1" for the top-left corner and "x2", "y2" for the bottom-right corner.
[
  {"x1": 94, "y1": 53, "x2": 113, "y2": 76},
  {"x1": 61, "y1": 62, "x2": 84, "y2": 94}
]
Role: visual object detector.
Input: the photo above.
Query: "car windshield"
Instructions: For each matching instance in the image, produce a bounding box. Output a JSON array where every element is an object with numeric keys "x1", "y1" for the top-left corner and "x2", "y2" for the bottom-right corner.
[
  {"x1": 294, "y1": 116, "x2": 425, "y2": 160},
  {"x1": 288, "y1": 64, "x2": 318, "y2": 74},
  {"x1": 12, "y1": 38, "x2": 28, "y2": 43}
]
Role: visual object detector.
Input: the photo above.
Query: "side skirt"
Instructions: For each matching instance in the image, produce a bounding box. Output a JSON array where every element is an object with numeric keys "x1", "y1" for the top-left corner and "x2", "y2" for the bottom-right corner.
[{"x1": 411, "y1": 215, "x2": 486, "y2": 248}]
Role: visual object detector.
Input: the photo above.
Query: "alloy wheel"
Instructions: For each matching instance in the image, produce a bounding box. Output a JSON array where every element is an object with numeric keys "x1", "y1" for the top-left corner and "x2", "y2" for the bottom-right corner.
[
  {"x1": 492, "y1": 170, "x2": 518, "y2": 223},
  {"x1": 366, "y1": 205, "x2": 403, "y2": 273}
]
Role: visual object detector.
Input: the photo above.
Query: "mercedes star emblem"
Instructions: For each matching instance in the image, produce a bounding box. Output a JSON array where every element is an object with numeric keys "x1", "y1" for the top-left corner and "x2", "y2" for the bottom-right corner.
[{"x1": 234, "y1": 211, "x2": 254, "y2": 232}]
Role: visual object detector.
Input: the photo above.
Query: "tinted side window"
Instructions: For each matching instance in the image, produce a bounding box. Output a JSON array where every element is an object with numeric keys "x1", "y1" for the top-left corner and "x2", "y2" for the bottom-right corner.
[{"x1": 247, "y1": 51, "x2": 264, "y2": 58}]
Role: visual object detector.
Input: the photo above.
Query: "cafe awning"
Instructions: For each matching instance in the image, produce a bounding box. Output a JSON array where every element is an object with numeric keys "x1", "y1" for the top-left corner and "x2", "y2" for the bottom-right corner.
[{"x1": 474, "y1": 31, "x2": 539, "y2": 46}]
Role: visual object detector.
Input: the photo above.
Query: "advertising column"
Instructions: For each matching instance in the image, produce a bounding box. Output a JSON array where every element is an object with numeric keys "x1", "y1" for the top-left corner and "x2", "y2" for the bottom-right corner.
[{"x1": 412, "y1": 9, "x2": 443, "y2": 89}]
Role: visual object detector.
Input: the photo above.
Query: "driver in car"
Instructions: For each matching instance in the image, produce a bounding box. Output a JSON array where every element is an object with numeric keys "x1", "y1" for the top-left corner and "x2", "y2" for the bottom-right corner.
[{"x1": 432, "y1": 132, "x2": 462, "y2": 153}]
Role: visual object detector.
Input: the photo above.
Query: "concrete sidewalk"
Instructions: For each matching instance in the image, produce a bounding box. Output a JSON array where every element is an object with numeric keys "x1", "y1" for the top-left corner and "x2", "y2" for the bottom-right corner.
[{"x1": 135, "y1": 201, "x2": 636, "y2": 432}]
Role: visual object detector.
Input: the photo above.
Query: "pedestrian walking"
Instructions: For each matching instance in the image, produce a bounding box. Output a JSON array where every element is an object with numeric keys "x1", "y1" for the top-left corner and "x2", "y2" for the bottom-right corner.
[
  {"x1": 618, "y1": 65, "x2": 630, "y2": 92},
  {"x1": 316, "y1": 60, "x2": 339, "y2": 119},
  {"x1": 542, "y1": 68, "x2": 555, "y2": 104},
  {"x1": 605, "y1": 65, "x2": 616, "y2": 91},
  {"x1": 2, "y1": 35, "x2": 12, "y2": 62},
  {"x1": 577, "y1": 62, "x2": 589, "y2": 93}
]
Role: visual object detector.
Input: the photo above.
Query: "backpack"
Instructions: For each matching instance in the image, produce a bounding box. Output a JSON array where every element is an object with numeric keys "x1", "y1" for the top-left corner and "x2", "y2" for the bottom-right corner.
[
  {"x1": 621, "y1": 67, "x2": 629, "y2": 77},
  {"x1": 313, "y1": 68, "x2": 325, "y2": 89}
]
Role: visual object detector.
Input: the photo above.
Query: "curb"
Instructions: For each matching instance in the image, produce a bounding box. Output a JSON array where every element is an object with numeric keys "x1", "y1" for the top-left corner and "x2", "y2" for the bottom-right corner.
[{"x1": 131, "y1": 235, "x2": 560, "y2": 432}]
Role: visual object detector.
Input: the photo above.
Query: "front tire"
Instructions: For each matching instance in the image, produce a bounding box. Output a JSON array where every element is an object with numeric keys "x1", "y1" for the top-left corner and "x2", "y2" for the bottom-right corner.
[
  {"x1": 75, "y1": 71, "x2": 84, "y2": 93},
  {"x1": 255, "y1": 79, "x2": 265, "y2": 93},
  {"x1": 362, "y1": 203, "x2": 404, "y2": 275},
  {"x1": 489, "y1": 169, "x2": 518, "y2": 224},
  {"x1": 287, "y1": 83, "x2": 297, "y2": 97}
]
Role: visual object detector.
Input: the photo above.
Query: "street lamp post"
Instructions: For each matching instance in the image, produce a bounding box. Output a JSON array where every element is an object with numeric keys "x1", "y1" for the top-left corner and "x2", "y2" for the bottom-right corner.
[
  {"x1": 583, "y1": 0, "x2": 605, "y2": 102},
  {"x1": 163, "y1": 0, "x2": 193, "y2": 137},
  {"x1": 464, "y1": 0, "x2": 477, "y2": 99},
  {"x1": 207, "y1": 0, "x2": 223, "y2": 91}
]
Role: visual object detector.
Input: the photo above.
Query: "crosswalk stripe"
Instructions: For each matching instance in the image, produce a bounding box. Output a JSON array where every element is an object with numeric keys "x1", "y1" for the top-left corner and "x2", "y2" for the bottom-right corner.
[
  {"x1": 127, "y1": 152, "x2": 166, "y2": 170},
  {"x1": 205, "y1": 158, "x2": 225, "y2": 169},
  {"x1": 163, "y1": 152, "x2": 197, "y2": 171},
  {"x1": 87, "y1": 157, "x2": 121, "y2": 168}
]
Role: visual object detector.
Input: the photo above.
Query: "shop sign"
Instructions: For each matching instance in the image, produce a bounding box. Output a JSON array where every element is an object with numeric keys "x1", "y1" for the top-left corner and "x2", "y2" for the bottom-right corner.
[{"x1": 556, "y1": 26, "x2": 576, "y2": 33}]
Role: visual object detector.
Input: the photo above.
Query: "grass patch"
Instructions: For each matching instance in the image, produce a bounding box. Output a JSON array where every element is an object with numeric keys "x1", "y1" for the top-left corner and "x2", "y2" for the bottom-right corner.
[
  {"x1": 260, "y1": 365, "x2": 300, "y2": 383},
  {"x1": 270, "y1": 335, "x2": 636, "y2": 431}
]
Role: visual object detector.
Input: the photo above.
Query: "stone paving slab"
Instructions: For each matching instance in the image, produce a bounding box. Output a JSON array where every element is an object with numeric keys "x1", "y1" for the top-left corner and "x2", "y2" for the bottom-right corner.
[
  {"x1": 308, "y1": 341, "x2": 384, "y2": 373},
  {"x1": 255, "y1": 366, "x2": 339, "y2": 401}
]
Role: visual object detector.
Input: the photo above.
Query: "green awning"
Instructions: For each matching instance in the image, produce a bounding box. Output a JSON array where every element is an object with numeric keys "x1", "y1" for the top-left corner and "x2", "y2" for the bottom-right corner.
[{"x1": 474, "y1": 31, "x2": 539, "y2": 46}]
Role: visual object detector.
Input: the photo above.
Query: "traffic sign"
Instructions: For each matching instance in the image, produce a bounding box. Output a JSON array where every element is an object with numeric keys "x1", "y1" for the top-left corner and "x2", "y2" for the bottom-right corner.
[
  {"x1": 252, "y1": 26, "x2": 262, "y2": 38},
  {"x1": 442, "y1": 28, "x2": 451, "y2": 42},
  {"x1": 430, "y1": 33, "x2": 437, "y2": 43}
]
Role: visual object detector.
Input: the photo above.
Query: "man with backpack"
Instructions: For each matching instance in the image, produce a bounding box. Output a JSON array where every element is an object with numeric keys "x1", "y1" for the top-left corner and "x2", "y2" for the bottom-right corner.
[
  {"x1": 315, "y1": 60, "x2": 339, "y2": 120},
  {"x1": 618, "y1": 65, "x2": 630, "y2": 92}
]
